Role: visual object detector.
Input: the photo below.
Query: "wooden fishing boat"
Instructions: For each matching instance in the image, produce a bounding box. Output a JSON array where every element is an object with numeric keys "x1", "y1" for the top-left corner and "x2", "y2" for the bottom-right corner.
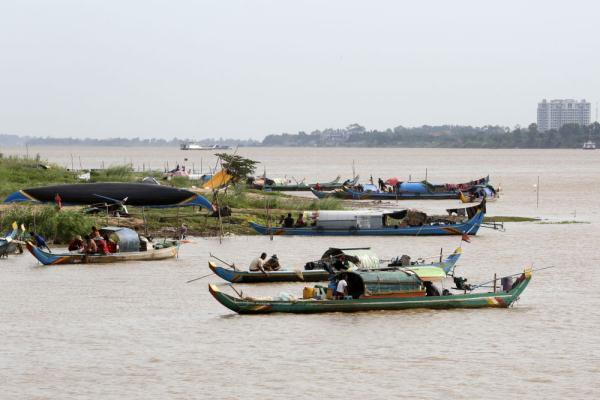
[
  {"x1": 311, "y1": 176, "x2": 490, "y2": 200},
  {"x1": 249, "y1": 176, "x2": 358, "y2": 192},
  {"x1": 250, "y1": 201, "x2": 486, "y2": 236},
  {"x1": 0, "y1": 225, "x2": 22, "y2": 257},
  {"x1": 3, "y1": 182, "x2": 212, "y2": 209},
  {"x1": 209, "y1": 268, "x2": 532, "y2": 314},
  {"x1": 26, "y1": 227, "x2": 179, "y2": 265},
  {"x1": 208, "y1": 247, "x2": 462, "y2": 283}
]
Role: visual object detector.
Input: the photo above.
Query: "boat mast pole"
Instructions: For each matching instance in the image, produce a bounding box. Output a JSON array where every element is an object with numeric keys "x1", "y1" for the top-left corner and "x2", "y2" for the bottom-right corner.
[{"x1": 142, "y1": 207, "x2": 148, "y2": 237}]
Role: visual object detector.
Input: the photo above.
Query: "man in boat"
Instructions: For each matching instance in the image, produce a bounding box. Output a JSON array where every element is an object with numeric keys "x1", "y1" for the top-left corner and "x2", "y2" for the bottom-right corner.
[
  {"x1": 378, "y1": 178, "x2": 385, "y2": 191},
  {"x1": 102, "y1": 233, "x2": 118, "y2": 253},
  {"x1": 249, "y1": 253, "x2": 267, "y2": 272},
  {"x1": 91, "y1": 226, "x2": 101, "y2": 239},
  {"x1": 94, "y1": 236, "x2": 110, "y2": 255},
  {"x1": 263, "y1": 254, "x2": 281, "y2": 271},
  {"x1": 68, "y1": 235, "x2": 84, "y2": 252},
  {"x1": 294, "y1": 214, "x2": 306, "y2": 227},
  {"x1": 30, "y1": 231, "x2": 51, "y2": 252},
  {"x1": 424, "y1": 281, "x2": 441, "y2": 296},
  {"x1": 335, "y1": 273, "x2": 349, "y2": 299},
  {"x1": 83, "y1": 235, "x2": 97, "y2": 254},
  {"x1": 283, "y1": 213, "x2": 294, "y2": 228}
]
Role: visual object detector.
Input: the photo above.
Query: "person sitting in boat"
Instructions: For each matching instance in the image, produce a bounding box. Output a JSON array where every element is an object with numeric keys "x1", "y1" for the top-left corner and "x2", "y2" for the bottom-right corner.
[
  {"x1": 294, "y1": 214, "x2": 306, "y2": 227},
  {"x1": 263, "y1": 254, "x2": 281, "y2": 271},
  {"x1": 335, "y1": 274, "x2": 349, "y2": 299},
  {"x1": 94, "y1": 236, "x2": 110, "y2": 255},
  {"x1": 30, "y1": 231, "x2": 51, "y2": 252},
  {"x1": 102, "y1": 233, "x2": 118, "y2": 253},
  {"x1": 83, "y1": 235, "x2": 97, "y2": 254},
  {"x1": 424, "y1": 281, "x2": 440, "y2": 296},
  {"x1": 283, "y1": 213, "x2": 294, "y2": 228},
  {"x1": 249, "y1": 252, "x2": 267, "y2": 272},
  {"x1": 68, "y1": 235, "x2": 84, "y2": 252},
  {"x1": 90, "y1": 226, "x2": 101, "y2": 239}
]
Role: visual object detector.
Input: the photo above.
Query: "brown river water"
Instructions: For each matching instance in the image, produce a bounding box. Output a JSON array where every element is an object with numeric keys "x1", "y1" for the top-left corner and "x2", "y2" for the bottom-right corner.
[{"x1": 1, "y1": 147, "x2": 599, "y2": 399}]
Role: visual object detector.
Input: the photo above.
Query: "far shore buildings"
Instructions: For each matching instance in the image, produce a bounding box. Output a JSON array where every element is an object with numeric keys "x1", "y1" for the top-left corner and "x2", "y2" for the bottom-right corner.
[{"x1": 537, "y1": 99, "x2": 591, "y2": 132}]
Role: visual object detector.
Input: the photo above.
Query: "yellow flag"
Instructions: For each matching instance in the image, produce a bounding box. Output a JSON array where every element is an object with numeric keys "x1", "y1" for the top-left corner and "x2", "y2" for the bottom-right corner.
[{"x1": 12, "y1": 221, "x2": 17, "y2": 230}]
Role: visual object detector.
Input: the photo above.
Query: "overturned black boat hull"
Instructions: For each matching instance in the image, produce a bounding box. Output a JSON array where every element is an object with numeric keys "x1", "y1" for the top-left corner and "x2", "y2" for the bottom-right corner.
[{"x1": 3, "y1": 183, "x2": 212, "y2": 208}]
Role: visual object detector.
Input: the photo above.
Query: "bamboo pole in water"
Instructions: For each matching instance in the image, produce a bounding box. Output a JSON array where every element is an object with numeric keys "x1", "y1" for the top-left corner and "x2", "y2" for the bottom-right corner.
[{"x1": 536, "y1": 176, "x2": 540, "y2": 208}]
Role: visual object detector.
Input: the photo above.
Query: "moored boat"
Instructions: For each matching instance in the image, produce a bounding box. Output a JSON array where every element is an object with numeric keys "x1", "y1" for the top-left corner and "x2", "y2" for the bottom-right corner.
[
  {"x1": 249, "y1": 201, "x2": 486, "y2": 236},
  {"x1": 208, "y1": 247, "x2": 462, "y2": 283},
  {"x1": 26, "y1": 227, "x2": 179, "y2": 265},
  {"x1": 0, "y1": 224, "x2": 23, "y2": 257},
  {"x1": 311, "y1": 176, "x2": 491, "y2": 200},
  {"x1": 249, "y1": 175, "x2": 358, "y2": 192},
  {"x1": 208, "y1": 268, "x2": 532, "y2": 314},
  {"x1": 180, "y1": 143, "x2": 231, "y2": 150}
]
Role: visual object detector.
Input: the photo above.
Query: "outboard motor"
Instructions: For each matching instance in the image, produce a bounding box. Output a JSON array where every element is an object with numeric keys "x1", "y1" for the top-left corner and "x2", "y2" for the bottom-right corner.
[{"x1": 501, "y1": 276, "x2": 513, "y2": 292}]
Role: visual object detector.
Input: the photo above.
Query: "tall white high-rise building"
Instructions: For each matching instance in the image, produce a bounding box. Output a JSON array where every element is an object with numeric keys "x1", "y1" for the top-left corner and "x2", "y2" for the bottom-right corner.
[{"x1": 537, "y1": 99, "x2": 591, "y2": 132}]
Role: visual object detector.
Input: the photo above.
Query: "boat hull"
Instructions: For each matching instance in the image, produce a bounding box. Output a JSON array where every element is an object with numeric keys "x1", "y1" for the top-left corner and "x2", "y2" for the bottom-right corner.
[
  {"x1": 312, "y1": 188, "x2": 460, "y2": 200},
  {"x1": 209, "y1": 263, "x2": 328, "y2": 283},
  {"x1": 249, "y1": 211, "x2": 484, "y2": 236},
  {"x1": 26, "y1": 242, "x2": 178, "y2": 265},
  {"x1": 3, "y1": 183, "x2": 212, "y2": 209},
  {"x1": 208, "y1": 272, "x2": 531, "y2": 314}
]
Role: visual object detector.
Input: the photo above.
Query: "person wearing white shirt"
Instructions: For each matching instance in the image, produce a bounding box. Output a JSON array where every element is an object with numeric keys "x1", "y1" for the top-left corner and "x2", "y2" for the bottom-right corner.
[
  {"x1": 336, "y1": 275, "x2": 349, "y2": 299},
  {"x1": 249, "y1": 253, "x2": 267, "y2": 272}
]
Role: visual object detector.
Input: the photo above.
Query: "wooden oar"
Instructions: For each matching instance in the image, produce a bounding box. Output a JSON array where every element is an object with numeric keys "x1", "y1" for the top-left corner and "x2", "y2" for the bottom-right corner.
[
  {"x1": 209, "y1": 253, "x2": 237, "y2": 271},
  {"x1": 186, "y1": 272, "x2": 214, "y2": 283}
]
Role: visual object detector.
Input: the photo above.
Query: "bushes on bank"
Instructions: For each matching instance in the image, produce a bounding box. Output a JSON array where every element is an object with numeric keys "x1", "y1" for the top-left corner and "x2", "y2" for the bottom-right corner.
[{"x1": 0, "y1": 206, "x2": 97, "y2": 244}]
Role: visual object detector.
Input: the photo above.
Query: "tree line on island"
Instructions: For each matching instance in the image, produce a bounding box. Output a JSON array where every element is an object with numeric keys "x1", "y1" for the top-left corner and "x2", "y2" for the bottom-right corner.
[{"x1": 2, "y1": 122, "x2": 599, "y2": 148}]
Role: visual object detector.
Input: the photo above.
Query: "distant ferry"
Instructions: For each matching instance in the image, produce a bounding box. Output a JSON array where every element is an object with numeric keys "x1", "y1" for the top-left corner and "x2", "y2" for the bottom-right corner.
[
  {"x1": 180, "y1": 143, "x2": 231, "y2": 151},
  {"x1": 582, "y1": 140, "x2": 596, "y2": 150}
]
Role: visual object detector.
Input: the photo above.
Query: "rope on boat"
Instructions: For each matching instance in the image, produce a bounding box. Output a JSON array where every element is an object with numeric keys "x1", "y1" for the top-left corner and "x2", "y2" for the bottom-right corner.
[
  {"x1": 468, "y1": 265, "x2": 554, "y2": 290},
  {"x1": 209, "y1": 252, "x2": 237, "y2": 270}
]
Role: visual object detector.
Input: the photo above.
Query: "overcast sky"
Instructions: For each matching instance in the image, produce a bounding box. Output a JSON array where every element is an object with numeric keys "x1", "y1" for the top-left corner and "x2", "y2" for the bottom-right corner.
[{"x1": 1, "y1": 0, "x2": 598, "y2": 139}]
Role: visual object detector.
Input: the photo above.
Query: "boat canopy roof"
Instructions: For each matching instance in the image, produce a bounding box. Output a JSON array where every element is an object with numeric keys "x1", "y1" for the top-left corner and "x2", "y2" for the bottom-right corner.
[
  {"x1": 99, "y1": 227, "x2": 140, "y2": 252},
  {"x1": 345, "y1": 269, "x2": 423, "y2": 297},
  {"x1": 320, "y1": 247, "x2": 380, "y2": 270}
]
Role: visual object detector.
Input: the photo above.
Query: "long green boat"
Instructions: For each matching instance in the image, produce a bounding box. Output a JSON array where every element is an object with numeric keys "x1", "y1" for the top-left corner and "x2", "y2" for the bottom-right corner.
[{"x1": 209, "y1": 268, "x2": 532, "y2": 314}]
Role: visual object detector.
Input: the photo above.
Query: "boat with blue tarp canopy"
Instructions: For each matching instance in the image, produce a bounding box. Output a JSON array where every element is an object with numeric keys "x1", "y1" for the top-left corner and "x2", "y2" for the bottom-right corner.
[{"x1": 25, "y1": 226, "x2": 180, "y2": 265}]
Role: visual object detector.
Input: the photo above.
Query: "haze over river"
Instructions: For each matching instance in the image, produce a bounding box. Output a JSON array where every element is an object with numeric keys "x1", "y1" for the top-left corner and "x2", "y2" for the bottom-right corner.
[{"x1": 1, "y1": 147, "x2": 599, "y2": 399}]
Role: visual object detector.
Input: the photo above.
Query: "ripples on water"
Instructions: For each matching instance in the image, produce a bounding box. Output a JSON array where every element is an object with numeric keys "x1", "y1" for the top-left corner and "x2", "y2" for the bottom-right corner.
[{"x1": 1, "y1": 147, "x2": 599, "y2": 399}]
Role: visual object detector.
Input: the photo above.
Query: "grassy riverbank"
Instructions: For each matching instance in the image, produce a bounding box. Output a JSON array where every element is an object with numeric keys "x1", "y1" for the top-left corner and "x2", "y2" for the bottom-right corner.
[{"x1": 0, "y1": 156, "x2": 344, "y2": 242}]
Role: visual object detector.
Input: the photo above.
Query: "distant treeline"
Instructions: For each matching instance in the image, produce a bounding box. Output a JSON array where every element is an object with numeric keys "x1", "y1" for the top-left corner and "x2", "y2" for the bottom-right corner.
[
  {"x1": 262, "y1": 123, "x2": 600, "y2": 148},
  {"x1": 2, "y1": 122, "x2": 599, "y2": 148},
  {"x1": 0, "y1": 135, "x2": 259, "y2": 148}
]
